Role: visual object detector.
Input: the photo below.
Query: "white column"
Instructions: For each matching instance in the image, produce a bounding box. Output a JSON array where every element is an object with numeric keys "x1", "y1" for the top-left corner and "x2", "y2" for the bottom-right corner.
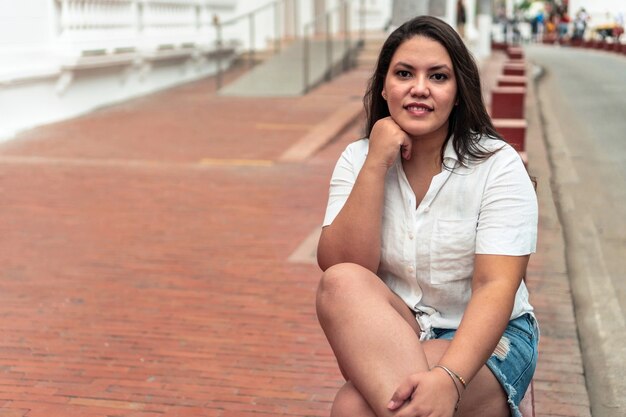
[
  {"x1": 446, "y1": 0, "x2": 456, "y2": 27},
  {"x1": 477, "y1": 0, "x2": 491, "y2": 58},
  {"x1": 465, "y1": 0, "x2": 479, "y2": 41}
]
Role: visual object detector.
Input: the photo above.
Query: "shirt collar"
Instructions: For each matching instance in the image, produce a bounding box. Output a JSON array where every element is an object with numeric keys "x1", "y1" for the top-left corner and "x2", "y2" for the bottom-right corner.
[{"x1": 443, "y1": 137, "x2": 461, "y2": 167}]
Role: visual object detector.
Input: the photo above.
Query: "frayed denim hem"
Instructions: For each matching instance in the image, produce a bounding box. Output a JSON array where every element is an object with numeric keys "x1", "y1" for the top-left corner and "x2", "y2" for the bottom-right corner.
[
  {"x1": 485, "y1": 359, "x2": 523, "y2": 417},
  {"x1": 432, "y1": 314, "x2": 539, "y2": 417}
]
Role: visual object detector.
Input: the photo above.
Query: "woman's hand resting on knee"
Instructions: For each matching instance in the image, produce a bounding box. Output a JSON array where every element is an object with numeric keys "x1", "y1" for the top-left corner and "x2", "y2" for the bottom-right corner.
[{"x1": 387, "y1": 368, "x2": 460, "y2": 417}]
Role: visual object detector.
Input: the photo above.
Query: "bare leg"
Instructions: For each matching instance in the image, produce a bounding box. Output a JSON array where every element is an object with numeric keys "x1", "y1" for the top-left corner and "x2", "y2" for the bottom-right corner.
[
  {"x1": 331, "y1": 382, "x2": 377, "y2": 417},
  {"x1": 330, "y1": 340, "x2": 510, "y2": 417},
  {"x1": 317, "y1": 263, "x2": 510, "y2": 417},
  {"x1": 316, "y1": 263, "x2": 429, "y2": 417}
]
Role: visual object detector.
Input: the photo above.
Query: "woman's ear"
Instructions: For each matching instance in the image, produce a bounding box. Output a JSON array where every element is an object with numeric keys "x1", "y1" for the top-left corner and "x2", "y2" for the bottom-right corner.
[{"x1": 382, "y1": 89, "x2": 387, "y2": 101}]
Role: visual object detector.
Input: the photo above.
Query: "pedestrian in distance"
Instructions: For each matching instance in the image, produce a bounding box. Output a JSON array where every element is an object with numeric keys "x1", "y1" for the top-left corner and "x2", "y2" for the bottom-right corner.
[{"x1": 316, "y1": 15, "x2": 539, "y2": 417}]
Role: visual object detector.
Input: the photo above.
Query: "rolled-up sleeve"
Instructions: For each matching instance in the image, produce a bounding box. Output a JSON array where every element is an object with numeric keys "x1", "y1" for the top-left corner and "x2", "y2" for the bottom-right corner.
[
  {"x1": 476, "y1": 147, "x2": 538, "y2": 255},
  {"x1": 323, "y1": 140, "x2": 367, "y2": 227}
]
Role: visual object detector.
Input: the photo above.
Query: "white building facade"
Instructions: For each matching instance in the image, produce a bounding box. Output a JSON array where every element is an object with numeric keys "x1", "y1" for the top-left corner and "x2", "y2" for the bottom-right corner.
[
  {"x1": 0, "y1": 0, "x2": 395, "y2": 141},
  {"x1": 1, "y1": 0, "x2": 243, "y2": 140}
]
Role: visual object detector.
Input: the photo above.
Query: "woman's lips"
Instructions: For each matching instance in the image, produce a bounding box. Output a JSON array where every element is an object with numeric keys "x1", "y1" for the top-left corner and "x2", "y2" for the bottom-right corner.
[{"x1": 404, "y1": 102, "x2": 433, "y2": 115}]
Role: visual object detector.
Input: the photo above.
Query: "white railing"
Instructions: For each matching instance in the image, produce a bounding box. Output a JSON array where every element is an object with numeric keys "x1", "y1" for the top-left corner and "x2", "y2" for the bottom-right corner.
[
  {"x1": 58, "y1": 0, "x2": 135, "y2": 31},
  {"x1": 53, "y1": 0, "x2": 237, "y2": 58}
]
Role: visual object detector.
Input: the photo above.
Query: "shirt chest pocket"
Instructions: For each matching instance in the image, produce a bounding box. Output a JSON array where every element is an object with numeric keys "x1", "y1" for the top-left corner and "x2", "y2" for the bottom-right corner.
[{"x1": 430, "y1": 217, "x2": 478, "y2": 285}]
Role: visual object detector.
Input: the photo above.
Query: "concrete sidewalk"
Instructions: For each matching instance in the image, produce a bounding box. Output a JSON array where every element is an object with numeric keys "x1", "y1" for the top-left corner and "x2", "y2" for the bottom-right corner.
[{"x1": 0, "y1": 53, "x2": 590, "y2": 417}]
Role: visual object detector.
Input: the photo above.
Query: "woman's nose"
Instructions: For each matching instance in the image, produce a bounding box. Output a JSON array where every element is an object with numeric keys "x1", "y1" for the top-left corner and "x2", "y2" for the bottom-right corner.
[{"x1": 410, "y1": 77, "x2": 429, "y2": 97}]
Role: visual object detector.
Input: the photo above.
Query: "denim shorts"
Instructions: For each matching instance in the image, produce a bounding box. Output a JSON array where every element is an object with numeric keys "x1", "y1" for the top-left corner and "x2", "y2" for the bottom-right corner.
[{"x1": 432, "y1": 314, "x2": 539, "y2": 417}]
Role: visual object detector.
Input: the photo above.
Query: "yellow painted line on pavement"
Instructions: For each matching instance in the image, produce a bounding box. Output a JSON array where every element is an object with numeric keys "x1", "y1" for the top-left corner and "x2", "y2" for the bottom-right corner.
[
  {"x1": 199, "y1": 158, "x2": 274, "y2": 167},
  {"x1": 69, "y1": 397, "x2": 144, "y2": 410},
  {"x1": 255, "y1": 122, "x2": 313, "y2": 131}
]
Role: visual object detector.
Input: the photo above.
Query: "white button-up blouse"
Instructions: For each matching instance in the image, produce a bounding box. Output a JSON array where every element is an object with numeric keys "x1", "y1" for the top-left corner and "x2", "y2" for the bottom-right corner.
[{"x1": 322, "y1": 137, "x2": 538, "y2": 338}]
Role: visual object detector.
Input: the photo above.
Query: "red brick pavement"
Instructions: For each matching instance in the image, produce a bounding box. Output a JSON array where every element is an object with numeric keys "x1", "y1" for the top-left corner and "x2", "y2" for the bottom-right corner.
[{"x1": 0, "y1": 54, "x2": 590, "y2": 417}]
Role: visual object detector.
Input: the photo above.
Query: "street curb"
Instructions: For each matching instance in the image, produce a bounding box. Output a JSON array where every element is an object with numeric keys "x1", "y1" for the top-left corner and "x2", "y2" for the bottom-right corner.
[
  {"x1": 525, "y1": 54, "x2": 593, "y2": 417},
  {"x1": 278, "y1": 100, "x2": 364, "y2": 162}
]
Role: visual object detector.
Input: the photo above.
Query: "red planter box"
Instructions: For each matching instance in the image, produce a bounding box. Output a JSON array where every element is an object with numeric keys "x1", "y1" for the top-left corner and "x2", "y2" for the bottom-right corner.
[
  {"x1": 507, "y1": 46, "x2": 524, "y2": 60},
  {"x1": 492, "y1": 41, "x2": 508, "y2": 51},
  {"x1": 503, "y1": 63, "x2": 526, "y2": 77},
  {"x1": 497, "y1": 75, "x2": 527, "y2": 87},
  {"x1": 491, "y1": 87, "x2": 526, "y2": 120},
  {"x1": 570, "y1": 38, "x2": 583, "y2": 47},
  {"x1": 492, "y1": 118, "x2": 527, "y2": 151}
]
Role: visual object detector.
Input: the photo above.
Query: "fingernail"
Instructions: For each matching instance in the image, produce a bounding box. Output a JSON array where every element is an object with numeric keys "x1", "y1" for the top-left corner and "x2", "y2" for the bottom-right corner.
[{"x1": 387, "y1": 400, "x2": 397, "y2": 409}]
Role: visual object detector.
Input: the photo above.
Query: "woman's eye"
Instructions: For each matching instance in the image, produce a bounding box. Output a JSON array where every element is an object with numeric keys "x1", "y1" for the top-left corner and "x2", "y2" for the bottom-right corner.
[
  {"x1": 396, "y1": 70, "x2": 411, "y2": 78},
  {"x1": 431, "y1": 73, "x2": 448, "y2": 81}
]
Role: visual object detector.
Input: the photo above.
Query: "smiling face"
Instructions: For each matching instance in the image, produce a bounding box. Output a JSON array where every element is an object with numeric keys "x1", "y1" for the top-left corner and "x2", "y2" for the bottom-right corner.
[{"x1": 382, "y1": 35, "x2": 458, "y2": 142}]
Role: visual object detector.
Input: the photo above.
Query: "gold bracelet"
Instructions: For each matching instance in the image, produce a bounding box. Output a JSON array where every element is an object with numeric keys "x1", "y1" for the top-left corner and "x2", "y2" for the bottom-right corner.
[
  {"x1": 433, "y1": 365, "x2": 461, "y2": 410},
  {"x1": 436, "y1": 364, "x2": 467, "y2": 389}
]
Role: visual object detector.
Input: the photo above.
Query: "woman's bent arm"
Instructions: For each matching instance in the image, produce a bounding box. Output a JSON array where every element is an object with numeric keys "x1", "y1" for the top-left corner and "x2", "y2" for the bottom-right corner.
[
  {"x1": 388, "y1": 254, "x2": 530, "y2": 415},
  {"x1": 317, "y1": 162, "x2": 388, "y2": 272},
  {"x1": 318, "y1": 118, "x2": 412, "y2": 273},
  {"x1": 438, "y1": 254, "x2": 529, "y2": 384}
]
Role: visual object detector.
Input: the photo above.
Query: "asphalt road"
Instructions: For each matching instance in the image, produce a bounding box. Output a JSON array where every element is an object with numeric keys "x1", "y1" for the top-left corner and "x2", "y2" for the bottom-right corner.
[{"x1": 527, "y1": 44, "x2": 626, "y2": 417}]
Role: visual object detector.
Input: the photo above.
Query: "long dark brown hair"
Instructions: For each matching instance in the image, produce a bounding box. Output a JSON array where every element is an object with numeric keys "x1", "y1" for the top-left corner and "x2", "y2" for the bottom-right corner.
[{"x1": 364, "y1": 15, "x2": 503, "y2": 165}]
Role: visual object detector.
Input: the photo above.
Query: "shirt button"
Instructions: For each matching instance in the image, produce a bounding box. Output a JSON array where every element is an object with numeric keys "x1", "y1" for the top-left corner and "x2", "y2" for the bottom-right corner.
[
  {"x1": 408, "y1": 265, "x2": 415, "y2": 273},
  {"x1": 408, "y1": 233, "x2": 414, "y2": 240},
  {"x1": 423, "y1": 206, "x2": 430, "y2": 213}
]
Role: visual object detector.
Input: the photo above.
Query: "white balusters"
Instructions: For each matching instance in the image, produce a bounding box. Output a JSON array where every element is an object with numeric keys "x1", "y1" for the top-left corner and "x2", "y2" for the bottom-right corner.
[{"x1": 53, "y1": 0, "x2": 235, "y2": 58}]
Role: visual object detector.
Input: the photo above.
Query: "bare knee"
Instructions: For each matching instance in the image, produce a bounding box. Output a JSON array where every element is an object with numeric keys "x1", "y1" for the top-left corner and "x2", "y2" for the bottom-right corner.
[
  {"x1": 331, "y1": 382, "x2": 375, "y2": 417},
  {"x1": 316, "y1": 263, "x2": 418, "y2": 333},
  {"x1": 316, "y1": 263, "x2": 371, "y2": 322}
]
